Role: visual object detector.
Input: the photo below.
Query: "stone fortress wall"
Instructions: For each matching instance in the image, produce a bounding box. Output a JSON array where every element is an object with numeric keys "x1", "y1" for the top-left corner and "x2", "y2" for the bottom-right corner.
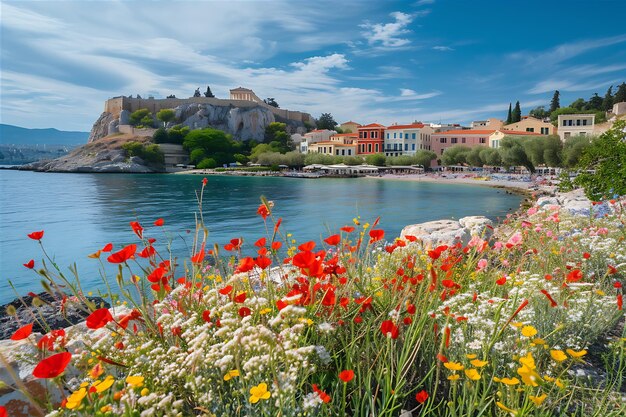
[{"x1": 104, "y1": 92, "x2": 312, "y2": 124}]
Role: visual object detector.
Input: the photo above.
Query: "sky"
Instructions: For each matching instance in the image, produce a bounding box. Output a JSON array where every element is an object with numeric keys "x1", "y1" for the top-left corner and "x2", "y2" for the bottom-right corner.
[{"x1": 1, "y1": 0, "x2": 626, "y2": 132}]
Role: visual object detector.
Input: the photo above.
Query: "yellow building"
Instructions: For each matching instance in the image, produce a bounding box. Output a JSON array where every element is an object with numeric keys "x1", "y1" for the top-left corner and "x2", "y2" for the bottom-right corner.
[
  {"x1": 340, "y1": 121, "x2": 361, "y2": 133},
  {"x1": 502, "y1": 116, "x2": 555, "y2": 135},
  {"x1": 308, "y1": 141, "x2": 357, "y2": 157}
]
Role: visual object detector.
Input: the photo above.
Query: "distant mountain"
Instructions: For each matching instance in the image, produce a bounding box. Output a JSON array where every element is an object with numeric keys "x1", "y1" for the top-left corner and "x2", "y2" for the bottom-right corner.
[{"x1": 0, "y1": 124, "x2": 89, "y2": 145}]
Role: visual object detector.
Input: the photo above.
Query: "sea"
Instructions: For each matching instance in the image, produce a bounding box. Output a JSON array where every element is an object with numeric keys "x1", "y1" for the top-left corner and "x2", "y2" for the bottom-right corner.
[{"x1": 0, "y1": 170, "x2": 522, "y2": 304}]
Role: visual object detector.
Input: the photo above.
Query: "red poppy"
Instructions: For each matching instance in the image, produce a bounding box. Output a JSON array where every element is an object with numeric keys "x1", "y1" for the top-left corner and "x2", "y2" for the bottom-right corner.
[
  {"x1": 11, "y1": 323, "x2": 33, "y2": 340},
  {"x1": 614, "y1": 282, "x2": 623, "y2": 289},
  {"x1": 255, "y1": 256, "x2": 272, "y2": 270},
  {"x1": 340, "y1": 226, "x2": 355, "y2": 233},
  {"x1": 233, "y1": 292, "x2": 247, "y2": 303},
  {"x1": 271, "y1": 241, "x2": 282, "y2": 250},
  {"x1": 23, "y1": 259, "x2": 35, "y2": 269},
  {"x1": 618, "y1": 294, "x2": 623, "y2": 311},
  {"x1": 219, "y1": 285, "x2": 233, "y2": 295},
  {"x1": 380, "y1": 320, "x2": 399, "y2": 339},
  {"x1": 415, "y1": 390, "x2": 429, "y2": 404},
  {"x1": 238, "y1": 307, "x2": 251, "y2": 317},
  {"x1": 102, "y1": 243, "x2": 113, "y2": 252},
  {"x1": 582, "y1": 252, "x2": 591, "y2": 259},
  {"x1": 0, "y1": 405, "x2": 6, "y2": 417},
  {"x1": 202, "y1": 177, "x2": 208, "y2": 186},
  {"x1": 312, "y1": 384, "x2": 331, "y2": 403},
  {"x1": 407, "y1": 304, "x2": 416, "y2": 314},
  {"x1": 540, "y1": 289, "x2": 558, "y2": 307},
  {"x1": 298, "y1": 241, "x2": 316, "y2": 252},
  {"x1": 369, "y1": 229, "x2": 385, "y2": 243},
  {"x1": 436, "y1": 353, "x2": 448, "y2": 363},
  {"x1": 154, "y1": 218, "x2": 164, "y2": 227},
  {"x1": 566, "y1": 269, "x2": 583, "y2": 282},
  {"x1": 496, "y1": 276, "x2": 507, "y2": 286},
  {"x1": 257, "y1": 203, "x2": 270, "y2": 220},
  {"x1": 107, "y1": 244, "x2": 137, "y2": 263},
  {"x1": 339, "y1": 369, "x2": 354, "y2": 382},
  {"x1": 324, "y1": 234, "x2": 341, "y2": 246},
  {"x1": 129, "y1": 221, "x2": 143, "y2": 239},
  {"x1": 404, "y1": 235, "x2": 417, "y2": 242},
  {"x1": 274, "y1": 218, "x2": 282, "y2": 233},
  {"x1": 38, "y1": 329, "x2": 66, "y2": 351},
  {"x1": 86, "y1": 308, "x2": 114, "y2": 329},
  {"x1": 191, "y1": 243, "x2": 206, "y2": 264},
  {"x1": 255, "y1": 237, "x2": 267, "y2": 247},
  {"x1": 33, "y1": 352, "x2": 72, "y2": 378},
  {"x1": 235, "y1": 257, "x2": 256, "y2": 273},
  {"x1": 202, "y1": 310, "x2": 211, "y2": 323},
  {"x1": 608, "y1": 265, "x2": 618, "y2": 275},
  {"x1": 276, "y1": 299, "x2": 288, "y2": 310},
  {"x1": 28, "y1": 230, "x2": 44, "y2": 240},
  {"x1": 403, "y1": 317, "x2": 413, "y2": 325},
  {"x1": 137, "y1": 246, "x2": 155, "y2": 258}
]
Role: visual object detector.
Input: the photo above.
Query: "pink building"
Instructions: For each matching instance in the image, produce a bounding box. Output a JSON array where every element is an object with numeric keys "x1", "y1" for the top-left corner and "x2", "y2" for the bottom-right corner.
[{"x1": 431, "y1": 129, "x2": 494, "y2": 158}]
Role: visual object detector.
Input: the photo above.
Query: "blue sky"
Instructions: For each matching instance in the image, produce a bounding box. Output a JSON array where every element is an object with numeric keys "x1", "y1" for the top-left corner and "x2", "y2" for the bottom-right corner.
[{"x1": 1, "y1": 0, "x2": 626, "y2": 131}]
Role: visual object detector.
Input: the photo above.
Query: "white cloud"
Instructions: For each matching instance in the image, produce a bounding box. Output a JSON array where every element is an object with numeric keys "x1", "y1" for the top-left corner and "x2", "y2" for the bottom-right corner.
[
  {"x1": 416, "y1": 0, "x2": 436, "y2": 5},
  {"x1": 360, "y1": 12, "x2": 414, "y2": 48},
  {"x1": 528, "y1": 78, "x2": 621, "y2": 94},
  {"x1": 433, "y1": 46, "x2": 454, "y2": 51}
]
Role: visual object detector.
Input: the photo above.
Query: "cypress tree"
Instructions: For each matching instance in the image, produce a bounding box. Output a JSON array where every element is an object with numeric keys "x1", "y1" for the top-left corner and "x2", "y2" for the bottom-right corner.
[
  {"x1": 588, "y1": 93, "x2": 603, "y2": 110},
  {"x1": 549, "y1": 90, "x2": 560, "y2": 113},
  {"x1": 602, "y1": 86, "x2": 613, "y2": 111},
  {"x1": 512, "y1": 101, "x2": 522, "y2": 123},
  {"x1": 506, "y1": 103, "x2": 512, "y2": 124},
  {"x1": 614, "y1": 82, "x2": 626, "y2": 103}
]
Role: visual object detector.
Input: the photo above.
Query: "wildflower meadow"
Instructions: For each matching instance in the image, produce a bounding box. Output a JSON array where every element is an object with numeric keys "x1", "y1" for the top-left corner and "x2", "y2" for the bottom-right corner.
[{"x1": 2, "y1": 180, "x2": 625, "y2": 417}]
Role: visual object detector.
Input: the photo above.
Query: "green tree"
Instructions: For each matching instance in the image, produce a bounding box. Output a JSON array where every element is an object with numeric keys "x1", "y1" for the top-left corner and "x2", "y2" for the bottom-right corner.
[
  {"x1": 344, "y1": 156, "x2": 364, "y2": 165},
  {"x1": 499, "y1": 136, "x2": 535, "y2": 173},
  {"x1": 183, "y1": 128, "x2": 238, "y2": 166},
  {"x1": 614, "y1": 82, "x2": 626, "y2": 103},
  {"x1": 263, "y1": 98, "x2": 279, "y2": 108},
  {"x1": 587, "y1": 93, "x2": 603, "y2": 110},
  {"x1": 479, "y1": 147, "x2": 502, "y2": 166},
  {"x1": 365, "y1": 153, "x2": 386, "y2": 166},
  {"x1": 156, "y1": 109, "x2": 176, "y2": 126},
  {"x1": 529, "y1": 106, "x2": 549, "y2": 120},
  {"x1": 521, "y1": 135, "x2": 562, "y2": 167},
  {"x1": 602, "y1": 86, "x2": 614, "y2": 112},
  {"x1": 573, "y1": 120, "x2": 626, "y2": 200},
  {"x1": 190, "y1": 148, "x2": 208, "y2": 164},
  {"x1": 561, "y1": 135, "x2": 591, "y2": 168},
  {"x1": 234, "y1": 153, "x2": 249, "y2": 165},
  {"x1": 549, "y1": 90, "x2": 560, "y2": 113},
  {"x1": 129, "y1": 109, "x2": 151, "y2": 126},
  {"x1": 570, "y1": 98, "x2": 587, "y2": 111},
  {"x1": 550, "y1": 106, "x2": 578, "y2": 125},
  {"x1": 317, "y1": 113, "x2": 338, "y2": 130},
  {"x1": 197, "y1": 158, "x2": 217, "y2": 169},
  {"x1": 512, "y1": 101, "x2": 522, "y2": 123},
  {"x1": 168, "y1": 125, "x2": 190, "y2": 144},
  {"x1": 414, "y1": 150, "x2": 437, "y2": 169},
  {"x1": 264, "y1": 122, "x2": 293, "y2": 152},
  {"x1": 506, "y1": 103, "x2": 512, "y2": 124},
  {"x1": 441, "y1": 145, "x2": 471, "y2": 166},
  {"x1": 466, "y1": 147, "x2": 484, "y2": 167},
  {"x1": 152, "y1": 127, "x2": 169, "y2": 143},
  {"x1": 204, "y1": 86, "x2": 215, "y2": 98}
]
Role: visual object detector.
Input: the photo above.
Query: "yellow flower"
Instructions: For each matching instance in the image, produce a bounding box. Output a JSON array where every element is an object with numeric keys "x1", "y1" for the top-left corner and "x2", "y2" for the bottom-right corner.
[
  {"x1": 465, "y1": 354, "x2": 477, "y2": 360},
  {"x1": 566, "y1": 349, "x2": 587, "y2": 359},
  {"x1": 595, "y1": 289, "x2": 606, "y2": 296},
  {"x1": 447, "y1": 374, "x2": 460, "y2": 381},
  {"x1": 91, "y1": 375, "x2": 115, "y2": 393},
  {"x1": 498, "y1": 377, "x2": 520, "y2": 386},
  {"x1": 550, "y1": 350, "x2": 567, "y2": 362},
  {"x1": 496, "y1": 401, "x2": 518, "y2": 415},
  {"x1": 529, "y1": 393, "x2": 547, "y2": 406},
  {"x1": 259, "y1": 308, "x2": 272, "y2": 315},
  {"x1": 299, "y1": 318, "x2": 314, "y2": 325},
  {"x1": 141, "y1": 388, "x2": 150, "y2": 396},
  {"x1": 125, "y1": 375, "x2": 144, "y2": 388},
  {"x1": 249, "y1": 382, "x2": 271, "y2": 403},
  {"x1": 521, "y1": 325, "x2": 538, "y2": 338},
  {"x1": 224, "y1": 369, "x2": 240, "y2": 381},
  {"x1": 66, "y1": 387, "x2": 87, "y2": 409},
  {"x1": 511, "y1": 322, "x2": 523, "y2": 328},
  {"x1": 89, "y1": 363, "x2": 104, "y2": 379},
  {"x1": 464, "y1": 368, "x2": 481, "y2": 381},
  {"x1": 517, "y1": 353, "x2": 541, "y2": 387},
  {"x1": 100, "y1": 405, "x2": 112, "y2": 413},
  {"x1": 470, "y1": 359, "x2": 488, "y2": 368},
  {"x1": 444, "y1": 361, "x2": 464, "y2": 371},
  {"x1": 531, "y1": 338, "x2": 546, "y2": 345}
]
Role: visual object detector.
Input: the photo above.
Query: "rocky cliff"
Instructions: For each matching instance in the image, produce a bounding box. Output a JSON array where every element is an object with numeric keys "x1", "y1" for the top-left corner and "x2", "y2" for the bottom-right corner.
[{"x1": 89, "y1": 102, "x2": 309, "y2": 143}]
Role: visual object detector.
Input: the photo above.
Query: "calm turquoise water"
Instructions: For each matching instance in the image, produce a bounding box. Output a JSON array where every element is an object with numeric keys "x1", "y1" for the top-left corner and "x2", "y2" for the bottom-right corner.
[{"x1": 0, "y1": 170, "x2": 522, "y2": 303}]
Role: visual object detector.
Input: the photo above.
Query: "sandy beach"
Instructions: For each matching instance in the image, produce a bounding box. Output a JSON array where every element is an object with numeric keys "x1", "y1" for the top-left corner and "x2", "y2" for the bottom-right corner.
[{"x1": 367, "y1": 173, "x2": 541, "y2": 193}]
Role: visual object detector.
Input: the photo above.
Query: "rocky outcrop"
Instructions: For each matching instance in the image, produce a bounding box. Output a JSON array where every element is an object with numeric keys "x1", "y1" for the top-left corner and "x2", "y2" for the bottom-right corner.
[
  {"x1": 88, "y1": 112, "x2": 115, "y2": 142},
  {"x1": 22, "y1": 150, "x2": 156, "y2": 173},
  {"x1": 400, "y1": 216, "x2": 493, "y2": 247},
  {"x1": 89, "y1": 103, "x2": 308, "y2": 143},
  {"x1": 536, "y1": 189, "x2": 611, "y2": 217}
]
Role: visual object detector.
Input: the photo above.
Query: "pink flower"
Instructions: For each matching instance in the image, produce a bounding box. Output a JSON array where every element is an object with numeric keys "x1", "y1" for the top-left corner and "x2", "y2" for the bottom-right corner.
[
  {"x1": 477, "y1": 258, "x2": 488, "y2": 271},
  {"x1": 526, "y1": 207, "x2": 538, "y2": 216},
  {"x1": 506, "y1": 232, "x2": 523, "y2": 248}
]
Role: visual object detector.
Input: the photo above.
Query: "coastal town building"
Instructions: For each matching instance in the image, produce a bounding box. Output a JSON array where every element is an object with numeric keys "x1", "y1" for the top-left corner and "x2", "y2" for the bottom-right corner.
[
  {"x1": 503, "y1": 116, "x2": 555, "y2": 135},
  {"x1": 298, "y1": 129, "x2": 336, "y2": 153},
  {"x1": 471, "y1": 118, "x2": 504, "y2": 129},
  {"x1": 307, "y1": 141, "x2": 357, "y2": 157},
  {"x1": 429, "y1": 123, "x2": 466, "y2": 132},
  {"x1": 612, "y1": 101, "x2": 626, "y2": 117},
  {"x1": 340, "y1": 121, "x2": 361, "y2": 133},
  {"x1": 383, "y1": 123, "x2": 434, "y2": 156},
  {"x1": 556, "y1": 114, "x2": 595, "y2": 141},
  {"x1": 432, "y1": 129, "x2": 543, "y2": 157},
  {"x1": 330, "y1": 132, "x2": 358, "y2": 144},
  {"x1": 356, "y1": 123, "x2": 386, "y2": 154},
  {"x1": 489, "y1": 130, "x2": 543, "y2": 148}
]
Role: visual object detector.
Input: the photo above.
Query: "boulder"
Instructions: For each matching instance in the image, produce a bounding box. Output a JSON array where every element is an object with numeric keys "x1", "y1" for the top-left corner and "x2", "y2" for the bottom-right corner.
[
  {"x1": 88, "y1": 112, "x2": 115, "y2": 142},
  {"x1": 458, "y1": 216, "x2": 493, "y2": 239},
  {"x1": 119, "y1": 109, "x2": 130, "y2": 125},
  {"x1": 401, "y1": 219, "x2": 469, "y2": 247}
]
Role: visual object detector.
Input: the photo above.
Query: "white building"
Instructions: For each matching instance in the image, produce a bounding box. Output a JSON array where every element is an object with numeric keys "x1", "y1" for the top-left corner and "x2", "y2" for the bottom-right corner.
[
  {"x1": 298, "y1": 129, "x2": 335, "y2": 153},
  {"x1": 557, "y1": 114, "x2": 595, "y2": 141},
  {"x1": 383, "y1": 123, "x2": 434, "y2": 156}
]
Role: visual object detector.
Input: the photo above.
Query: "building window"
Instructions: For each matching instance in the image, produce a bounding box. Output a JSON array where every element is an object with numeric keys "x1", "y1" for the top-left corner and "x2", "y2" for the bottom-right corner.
[
  {"x1": 576, "y1": 119, "x2": 581, "y2": 126},
  {"x1": 412, "y1": 144, "x2": 416, "y2": 150},
  {"x1": 582, "y1": 119, "x2": 588, "y2": 126},
  {"x1": 336, "y1": 150, "x2": 339, "y2": 155},
  {"x1": 568, "y1": 120, "x2": 573, "y2": 126},
  {"x1": 451, "y1": 138, "x2": 457, "y2": 144},
  {"x1": 368, "y1": 144, "x2": 372, "y2": 152},
  {"x1": 526, "y1": 127, "x2": 534, "y2": 132},
  {"x1": 412, "y1": 133, "x2": 416, "y2": 139},
  {"x1": 404, "y1": 144, "x2": 408, "y2": 151},
  {"x1": 404, "y1": 133, "x2": 408, "y2": 139},
  {"x1": 441, "y1": 138, "x2": 447, "y2": 143},
  {"x1": 393, "y1": 132, "x2": 396, "y2": 139},
  {"x1": 562, "y1": 120, "x2": 567, "y2": 127},
  {"x1": 387, "y1": 133, "x2": 390, "y2": 139},
  {"x1": 462, "y1": 138, "x2": 466, "y2": 143},
  {"x1": 541, "y1": 127, "x2": 549, "y2": 135},
  {"x1": 480, "y1": 138, "x2": 486, "y2": 144}
]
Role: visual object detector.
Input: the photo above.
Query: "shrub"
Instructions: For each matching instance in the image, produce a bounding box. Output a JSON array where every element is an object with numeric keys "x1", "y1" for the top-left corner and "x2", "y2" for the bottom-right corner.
[
  {"x1": 129, "y1": 108, "x2": 151, "y2": 126},
  {"x1": 197, "y1": 157, "x2": 217, "y2": 169},
  {"x1": 121, "y1": 141, "x2": 164, "y2": 165},
  {"x1": 152, "y1": 127, "x2": 168, "y2": 143}
]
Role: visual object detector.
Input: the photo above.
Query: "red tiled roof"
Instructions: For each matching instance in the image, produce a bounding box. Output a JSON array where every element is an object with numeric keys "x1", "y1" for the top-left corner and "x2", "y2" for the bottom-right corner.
[
  {"x1": 433, "y1": 129, "x2": 496, "y2": 135},
  {"x1": 499, "y1": 130, "x2": 543, "y2": 136},
  {"x1": 310, "y1": 141, "x2": 355, "y2": 146},
  {"x1": 386, "y1": 123, "x2": 425, "y2": 130},
  {"x1": 331, "y1": 133, "x2": 358, "y2": 137},
  {"x1": 341, "y1": 121, "x2": 361, "y2": 125},
  {"x1": 359, "y1": 123, "x2": 386, "y2": 128}
]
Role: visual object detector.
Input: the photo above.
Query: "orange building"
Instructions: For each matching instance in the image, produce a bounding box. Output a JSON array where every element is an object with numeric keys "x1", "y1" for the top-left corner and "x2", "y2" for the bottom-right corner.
[{"x1": 356, "y1": 123, "x2": 386, "y2": 154}]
